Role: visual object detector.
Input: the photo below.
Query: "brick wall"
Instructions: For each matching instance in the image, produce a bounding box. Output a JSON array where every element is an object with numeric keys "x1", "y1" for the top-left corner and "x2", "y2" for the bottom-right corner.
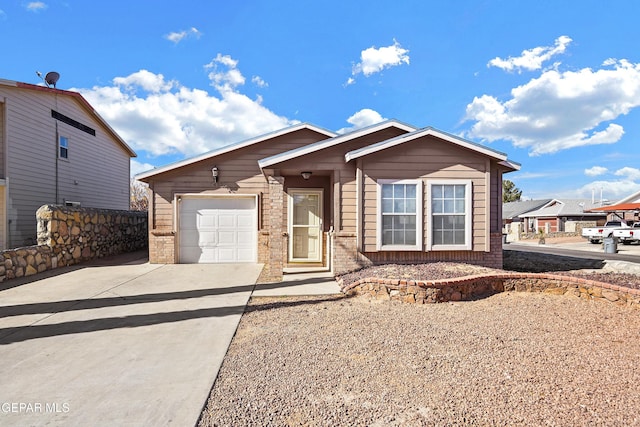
[
  {"x1": 331, "y1": 232, "x2": 372, "y2": 275},
  {"x1": 149, "y1": 231, "x2": 175, "y2": 263}
]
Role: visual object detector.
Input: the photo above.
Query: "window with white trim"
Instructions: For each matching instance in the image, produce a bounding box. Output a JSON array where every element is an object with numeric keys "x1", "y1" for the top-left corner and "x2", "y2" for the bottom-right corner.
[
  {"x1": 428, "y1": 180, "x2": 472, "y2": 250},
  {"x1": 59, "y1": 136, "x2": 69, "y2": 159},
  {"x1": 377, "y1": 180, "x2": 422, "y2": 250}
]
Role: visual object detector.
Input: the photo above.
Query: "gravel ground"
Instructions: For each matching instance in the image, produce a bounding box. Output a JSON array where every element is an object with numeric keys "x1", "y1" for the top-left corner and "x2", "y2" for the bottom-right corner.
[
  {"x1": 199, "y1": 252, "x2": 640, "y2": 426},
  {"x1": 199, "y1": 293, "x2": 640, "y2": 426}
]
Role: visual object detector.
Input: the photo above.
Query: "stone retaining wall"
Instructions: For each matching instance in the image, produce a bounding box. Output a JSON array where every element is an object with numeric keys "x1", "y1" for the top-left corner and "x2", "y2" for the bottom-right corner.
[
  {"x1": 519, "y1": 231, "x2": 581, "y2": 241},
  {"x1": 0, "y1": 205, "x2": 147, "y2": 282},
  {"x1": 340, "y1": 272, "x2": 640, "y2": 309}
]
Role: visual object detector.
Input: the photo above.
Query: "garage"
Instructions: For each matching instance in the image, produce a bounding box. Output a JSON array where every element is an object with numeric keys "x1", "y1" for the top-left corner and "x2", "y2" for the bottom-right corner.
[{"x1": 178, "y1": 196, "x2": 257, "y2": 263}]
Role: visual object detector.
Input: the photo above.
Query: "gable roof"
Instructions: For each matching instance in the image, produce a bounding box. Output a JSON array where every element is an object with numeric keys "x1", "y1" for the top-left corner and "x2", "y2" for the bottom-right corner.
[
  {"x1": 614, "y1": 189, "x2": 640, "y2": 205},
  {"x1": 344, "y1": 126, "x2": 521, "y2": 171},
  {"x1": 0, "y1": 79, "x2": 136, "y2": 158},
  {"x1": 518, "y1": 199, "x2": 607, "y2": 218},
  {"x1": 258, "y1": 119, "x2": 416, "y2": 169},
  {"x1": 137, "y1": 121, "x2": 521, "y2": 181},
  {"x1": 136, "y1": 123, "x2": 336, "y2": 180},
  {"x1": 502, "y1": 199, "x2": 552, "y2": 220}
]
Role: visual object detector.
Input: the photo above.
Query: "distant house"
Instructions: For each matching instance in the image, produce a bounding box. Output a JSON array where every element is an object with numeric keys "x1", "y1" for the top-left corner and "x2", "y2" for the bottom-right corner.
[
  {"x1": 517, "y1": 199, "x2": 607, "y2": 234},
  {"x1": 0, "y1": 78, "x2": 136, "y2": 249},
  {"x1": 502, "y1": 199, "x2": 551, "y2": 228},
  {"x1": 137, "y1": 120, "x2": 519, "y2": 281},
  {"x1": 588, "y1": 189, "x2": 640, "y2": 223}
]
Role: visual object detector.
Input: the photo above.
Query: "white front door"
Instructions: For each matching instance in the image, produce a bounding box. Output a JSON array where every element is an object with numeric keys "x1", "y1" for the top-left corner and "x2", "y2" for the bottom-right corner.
[{"x1": 289, "y1": 189, "x2": 323, "y2": 262}]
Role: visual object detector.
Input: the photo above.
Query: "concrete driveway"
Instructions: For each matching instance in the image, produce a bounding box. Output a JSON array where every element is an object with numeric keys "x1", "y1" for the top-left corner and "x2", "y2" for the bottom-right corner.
[{"x1": 0, "y1": 252, "x2": 263, "y2": 427}]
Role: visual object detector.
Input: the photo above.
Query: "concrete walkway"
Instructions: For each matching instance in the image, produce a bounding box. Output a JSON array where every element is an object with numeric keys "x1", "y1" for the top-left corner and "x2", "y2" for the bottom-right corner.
[
  {"x1": 253, "y1": 270, "x2": 341, "y2": 296},
  {"x1": 0, "y1": 253, "x2": 265, "y2": 427}
]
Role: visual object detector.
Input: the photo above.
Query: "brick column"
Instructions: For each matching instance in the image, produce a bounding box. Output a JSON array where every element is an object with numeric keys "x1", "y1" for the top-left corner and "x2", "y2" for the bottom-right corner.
[
  {"x1": 260, "y1": 176, "x2": 285, "y2": 282},
  {"x1": 489, "y1": 232, "x2": 504, "y2": 269},
  {"x1": 332, "y1": 232, "x2": 371, "y2": 275},
  {"x1": 149, "y1": 230, "x2": 175, "y2": 264}
]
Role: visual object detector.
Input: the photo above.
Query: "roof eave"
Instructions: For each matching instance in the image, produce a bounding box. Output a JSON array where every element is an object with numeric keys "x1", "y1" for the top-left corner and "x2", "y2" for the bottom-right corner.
[
  {"x1": 137, "y1": 123, "x2": 336, "y2": 181},
  {"x1": 499, "y1": 160, "x2": 521, "y2": 171}
]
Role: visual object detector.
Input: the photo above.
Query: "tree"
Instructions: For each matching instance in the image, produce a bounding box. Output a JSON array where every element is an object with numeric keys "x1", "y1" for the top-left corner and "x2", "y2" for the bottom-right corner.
[
  {"x1": 130, "y1": 178, "x2": 149, "y2": 211},
  {"x1": 503, "y1": 179, "x2": 522, "y2": 203}
]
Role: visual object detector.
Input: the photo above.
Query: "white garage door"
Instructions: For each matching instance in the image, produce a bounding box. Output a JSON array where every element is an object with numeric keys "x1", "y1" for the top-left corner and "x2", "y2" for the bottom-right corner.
[{"x1": 179, "y1": 196, "x2": 257, "y2": 263}]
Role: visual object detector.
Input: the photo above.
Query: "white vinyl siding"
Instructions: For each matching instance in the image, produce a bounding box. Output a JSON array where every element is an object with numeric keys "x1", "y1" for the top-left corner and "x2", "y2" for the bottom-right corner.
[
  {"x1": 428, "y1": 180, "x2": 472, "y2": 250},
  {"x1": 376, "y1": 179, "x2": 422, "y2": 251},
  {"x1": 0, "y1": 84, "x2": 132, "y2": 247}
]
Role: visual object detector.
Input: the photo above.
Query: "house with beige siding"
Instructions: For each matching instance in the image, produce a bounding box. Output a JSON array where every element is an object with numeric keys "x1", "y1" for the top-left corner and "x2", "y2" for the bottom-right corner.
[
  {"x1": 0, "y1": 78, "x2": 136, "y2": 249},
  {"x1": 136, "y1": 120, "x2": 519, "y2": 281}
]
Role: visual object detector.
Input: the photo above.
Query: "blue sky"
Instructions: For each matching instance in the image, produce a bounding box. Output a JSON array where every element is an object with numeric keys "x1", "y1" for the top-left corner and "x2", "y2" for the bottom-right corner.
[{"x1": 2, "y1": 0, "x2": 640, "y2": 202}]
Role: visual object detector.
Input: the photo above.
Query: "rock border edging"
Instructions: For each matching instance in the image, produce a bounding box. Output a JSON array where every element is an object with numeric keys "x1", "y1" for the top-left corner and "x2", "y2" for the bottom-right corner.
[{"x1": 338, "y1": 272, "x2": 640, "y2": 308}]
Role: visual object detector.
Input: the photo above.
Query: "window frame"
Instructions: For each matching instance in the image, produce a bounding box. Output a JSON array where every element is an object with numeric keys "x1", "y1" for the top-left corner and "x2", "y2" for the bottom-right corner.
[
  {"x1": 58, "y1": 135, "x2": 69, "y2": 159},
  {"x1": 376, "y1": 179, "x2": 423, "y2": 251},
  {"x1": 427, "y1": 179, "x2": 473, "y2": 251}
]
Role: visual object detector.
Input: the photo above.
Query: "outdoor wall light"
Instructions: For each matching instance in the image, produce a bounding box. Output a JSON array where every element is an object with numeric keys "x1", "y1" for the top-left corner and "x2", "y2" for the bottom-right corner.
[
  {"x1": 301, "y1": 171, "x2": 312, "y2": 180},
  {"x1": 212, "y1": 166, "x2": 219, "y2": 183}
]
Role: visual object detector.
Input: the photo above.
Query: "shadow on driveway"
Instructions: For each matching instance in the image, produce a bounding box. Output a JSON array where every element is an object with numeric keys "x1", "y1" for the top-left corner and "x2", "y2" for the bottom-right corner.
[{"x1": 0, "y1": 305, "x2": 248, "y2": 345}]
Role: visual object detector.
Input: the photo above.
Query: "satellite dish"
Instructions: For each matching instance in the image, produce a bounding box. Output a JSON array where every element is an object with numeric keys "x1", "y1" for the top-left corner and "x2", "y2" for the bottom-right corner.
[{"x1": 44, "y1": 71, "x2": 60, "y2": 88}]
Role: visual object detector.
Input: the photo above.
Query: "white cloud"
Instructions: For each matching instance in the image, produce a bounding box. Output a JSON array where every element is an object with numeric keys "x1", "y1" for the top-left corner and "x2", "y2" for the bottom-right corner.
[
  {"x1": 573, "y1": 180, "x2": 640, "y2": 201},
  {"x1": 205, "y1": 54, "x2": 246, "y2": 91},
  {"x1": 76, "y1": 56, "x2": 294, "y2": 157},
  {"x1": 131, "y1": 159, "x2": 156, "y2": 177},
  {"x1": 26, "y1": 2, "x2": 47, "y2": 12},
  {"x1": 510, "y1": 171, "x2": 551, "y2": 180},
  {"x1": 465, "y1": 58, "x2": 640, "y2": 156},
  {"x1": 337, "y1": 109, "x2": 385, "y2": 134},
  {"x1": 488, "y1": 36, "x2": 572, "y2": 73},
  {"x1": 615, "y1": 167, "x2": 640, "y2": 181},
  {"x1": 584, "y1": 166, "x2": 608, "y2": 176},
  {"x1": 251, "y1": 76, "x2": 268, "y2": 88},
  {"x1": 113, "y1": 70, "x2": 177, "y2": 93},
  {"x1": 347, "y1": 40, "x2": 409, "y2": 85},
  {"x1": 165, "y1": 27, "x2": 201, "y2": 44}
]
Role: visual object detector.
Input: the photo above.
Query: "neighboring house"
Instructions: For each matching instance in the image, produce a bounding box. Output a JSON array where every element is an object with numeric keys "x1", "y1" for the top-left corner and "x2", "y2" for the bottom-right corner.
[
  {"x1": 589, "y1": 189, "x2": 640, "y2": 222},
  {"x1": 0, "y1": 78, "x2": 136, "y2": 249},
  {"x1": 503, "y1": 199, "x2": 552, "y2": 227},
  {"x1": 517, "y1": 199, "x2": 607, "y2": 233},
  {"x1": 136, "y1": 120, "x2": 520, "y2": 281},
  {"x1": 502, "y1": 199, "x2": 552, "y2": 242}
]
